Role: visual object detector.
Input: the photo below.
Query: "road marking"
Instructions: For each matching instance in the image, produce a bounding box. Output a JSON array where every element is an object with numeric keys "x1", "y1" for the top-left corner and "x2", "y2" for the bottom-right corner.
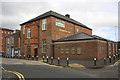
[{"x1": 2, "y1": 67, "x2": 25, "y2": 80}]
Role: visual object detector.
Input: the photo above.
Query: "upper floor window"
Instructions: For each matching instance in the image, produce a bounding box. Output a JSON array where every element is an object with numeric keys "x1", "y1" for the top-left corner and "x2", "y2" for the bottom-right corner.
[
  {"x1": 23, "y1": 25, "x2": 26, "y2": 34},
  {"x1": 8, "y1": 32, "x2": 10, "y2": 34},
  {"x1": 56, "y1": 20, "x2": 65, "y2": 28},
  {"x1": 42, "y1": 19, "x2": 47, "y2": 30},
  {"x1": 2, "y1": 31, "x2": 6, "y2": 33},
  {"x1": 12, "y1": 36, "x2": 14, "y2": 44},
  {"x1": 7, "y1": 37, "x2": 10, "y2": 44},
  {"x1": 27, "y1": 28, "x2": 31, "y2": 38}
]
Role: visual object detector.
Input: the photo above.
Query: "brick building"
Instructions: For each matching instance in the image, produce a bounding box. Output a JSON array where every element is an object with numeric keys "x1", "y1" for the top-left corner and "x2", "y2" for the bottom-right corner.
[
  {"x1": 3, "y1": 10, "x2": 114, "y2": 60},
  {"x1": 3, "y1": 30, "x2": 21, "y2": 57},
  {"x1": 53, "y1": 32, "x2": 117, "y2": 60},
  {"x1": 0, "y1": 28, "x2": 14, "y2": 54},
  {"x1": 20, "y1": 10, "x2": 92, "y2": 58}
]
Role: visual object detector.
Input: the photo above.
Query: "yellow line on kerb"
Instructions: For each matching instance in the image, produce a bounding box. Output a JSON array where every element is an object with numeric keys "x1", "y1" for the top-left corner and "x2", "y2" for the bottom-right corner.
[{"x1": 4, "y1": 70, "x2": 25, "y2": 80}]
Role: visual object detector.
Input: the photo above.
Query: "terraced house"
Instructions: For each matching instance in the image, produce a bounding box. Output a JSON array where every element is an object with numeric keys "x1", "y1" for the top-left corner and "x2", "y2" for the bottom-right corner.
[
  {"x1": 0, "y1": 28, "x2": 14, "y2": 55},
  {"x1": 4, "y1": 30, "x2": 21, "y2": 57}
]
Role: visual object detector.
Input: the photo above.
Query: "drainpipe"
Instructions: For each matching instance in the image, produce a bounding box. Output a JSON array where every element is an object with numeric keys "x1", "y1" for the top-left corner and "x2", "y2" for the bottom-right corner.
[
  {"x1": 37, "y1": 21, "x2": 40, "y2": 58},
  {"x1": 52, "y1": 41, "x2": 54, "y2": 58}
]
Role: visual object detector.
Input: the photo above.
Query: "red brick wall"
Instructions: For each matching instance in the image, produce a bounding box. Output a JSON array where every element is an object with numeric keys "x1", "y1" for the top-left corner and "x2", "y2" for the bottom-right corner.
[
  {"x1": 21, "y1": 16, "x2": 92, "y2": 58},
  {"x1": 1, "y1": 29, "x2": 14, "y2": 53},
  {"x1": 54, "y1": 40, "x2": 98, "y2": 60}
]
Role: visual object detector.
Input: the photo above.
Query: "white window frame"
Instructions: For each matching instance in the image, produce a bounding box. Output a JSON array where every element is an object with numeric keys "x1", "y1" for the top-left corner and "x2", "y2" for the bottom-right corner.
[
  {"x1": 27, "y1": 28, "x2": 31, "y2": 38},
  {"x1": 7, "y1": 38, "x2": 10, "y2": 44},
  {"x1": 77, "y1": 47, "x2": 81, "y2": 54},
  {"x1": 42, "y1": 19, "x2": 47, "y2": 30},
  {"x1": 23, "y1": 26, "x2": 26, "y2": 34},
  {"x1": 12, "y1": 36, "x2": 14, "y2": 44},
  {"x1": 42, "y1": 40, "x2": 47, "y2": 53}
]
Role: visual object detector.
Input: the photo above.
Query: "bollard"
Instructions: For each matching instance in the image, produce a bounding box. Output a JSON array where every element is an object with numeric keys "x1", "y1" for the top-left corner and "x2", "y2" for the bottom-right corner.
[
  {"x1": 24, "y1": 55, "x2": 25, "y2": 59},
  {"x1": 17, "y1": 55, "x2": 18, "y2": 59},
  {"x1": 20, "y1": 55, "x2": 21, "y2": 59},
  {"x1": 36, "y1": 56, "x2": 38, "y2": 61},
  {"x1": 113, "y1": 55, "x2": 116, "y2": 61},
  {"x1": 109, "y1": 56, "x2": 112, "y2": 63},
  {"x1": 32, "y1": 56, "x2": 34, "y2": 60},
  {"x1": 104, "y1": 58, "x2": 106, "y2": 64},
  {"x1": 67, "y1": 58, "x2": 69, "y2": 66},
  {"x1": 51, "y1": 57, "x2": 53, "y2": 64},
  {"x1": 43, "y1": 56, "x2": 45, "y2": 62},
  {"x1": 116, "y1": 54, "x2": 118, "y2": 59},
  {"x1": 57, "y1": 57, "x2": 60, "y2": 65},
  {"x1": 47, "y1": 56, "x2": 49, "y2": 63},
  {"x1": 93, "y1": 58, "x2": 97, "y2": 66}
]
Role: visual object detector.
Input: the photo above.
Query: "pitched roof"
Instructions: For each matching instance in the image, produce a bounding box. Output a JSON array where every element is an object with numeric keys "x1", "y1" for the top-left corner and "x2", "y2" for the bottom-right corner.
[
  {"x1": 20, "y1": 10, "x2": 92, "y2": 30},
  {"x1": 0, "y1": 27, "x2": 14, "y2": 31},
  {"x1": 53, "y1": 32, "x2": 115, "y2": 42}
]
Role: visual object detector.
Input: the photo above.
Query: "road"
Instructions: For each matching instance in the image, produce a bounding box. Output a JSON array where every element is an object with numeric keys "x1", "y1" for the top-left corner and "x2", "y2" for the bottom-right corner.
[{"x1": 1, "y1": 58, "x2": 119, "y2": 79}]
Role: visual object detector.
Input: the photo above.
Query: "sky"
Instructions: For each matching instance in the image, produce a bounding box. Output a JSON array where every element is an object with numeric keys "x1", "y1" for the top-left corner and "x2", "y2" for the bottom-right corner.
[{"x1": 0, "y1": 0, "x2": 119, "y2": 41}]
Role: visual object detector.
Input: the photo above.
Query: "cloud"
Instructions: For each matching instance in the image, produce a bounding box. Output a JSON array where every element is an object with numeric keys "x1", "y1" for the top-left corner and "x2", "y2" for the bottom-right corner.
[{"x1": 1, "y1": 0, "x2": 119, "y2": 41}]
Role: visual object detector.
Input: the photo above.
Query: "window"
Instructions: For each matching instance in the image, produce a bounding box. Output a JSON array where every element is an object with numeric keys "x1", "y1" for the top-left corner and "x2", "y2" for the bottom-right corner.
[
  {"x1": 42, "y1": 19, "x2": 47, "y2": 30},
  {"x1": 23, "y1": 26, "x2": 26, "y2": 34},
  {"x1": 8, "y1": 32, "x2": 10, "y2": 34},
  {"x1": 77, "y1": 47, "x2": 81, "y2": 54},
  {"x1": 66, "y1": 48, "x2": 69, "y2": 54},
  {"x1": 7, "y1": 37, "x2": 10, "y2": 44},
  {"x1": 71, "y1": 47, "x2": 75, "y2": 54},
  {"x1": 42, "y1": 40, "x2": 47, "y2": 53},
  {"x1": 2, "y1": 31, "x2": 4, "y2": 33},
  {"x1": 27, "y1": 28, "x2": 31, "y2": 38},
  {"x1": 109, "y1": 43, "x2": 111, "y2": 54},
  {"x1": 12, "y1": 36, "x2": 14, "y2": 44},
  {"x1": 77, "y1": 29, "x2": 79, "y2": 32},
  {"x1": 60, "y1": 48, "x2": 64, "y2": 54},
  {"x1": 27, "y1": 46, "x2": 31, "y2": 55},
  {"x1": 56, "y1": 20, "x2": 65, "y2": 28}
]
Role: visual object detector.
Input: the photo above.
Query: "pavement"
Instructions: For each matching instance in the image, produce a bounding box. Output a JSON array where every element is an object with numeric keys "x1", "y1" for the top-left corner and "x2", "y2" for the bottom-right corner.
[{"x1": 38, "y1": 56, "x2": 120, "y2": 69}]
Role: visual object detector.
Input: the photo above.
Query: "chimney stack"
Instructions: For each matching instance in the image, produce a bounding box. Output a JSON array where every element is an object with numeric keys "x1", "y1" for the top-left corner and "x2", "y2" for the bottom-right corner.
[{"x1": 65, "y1": 14, "x2": 70, "y2": 18}]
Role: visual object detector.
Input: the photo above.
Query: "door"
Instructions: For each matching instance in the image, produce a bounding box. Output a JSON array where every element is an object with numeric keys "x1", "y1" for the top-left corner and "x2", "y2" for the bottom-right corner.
[
  {"x1": 18, "y1": 48, "x2": 20, "y2": 56},
  {"x1": 34, "y1": 48, "x2": 38, "y2": 57},
  {"x1": 11, "y1": 46, "x2": 14, "y2": 57}
]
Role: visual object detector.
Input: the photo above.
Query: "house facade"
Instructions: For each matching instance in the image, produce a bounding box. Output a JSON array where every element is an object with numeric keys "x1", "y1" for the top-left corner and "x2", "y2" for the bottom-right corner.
[
  {"x1": 4, "y1": 30, "x2": 21, "y2": 57},
  {"x1": 20, "y1": 11, "x2": 92, "y2": 58},
  {"x1": 0, "y1": 28, "x2": 14, "y2": 55}
]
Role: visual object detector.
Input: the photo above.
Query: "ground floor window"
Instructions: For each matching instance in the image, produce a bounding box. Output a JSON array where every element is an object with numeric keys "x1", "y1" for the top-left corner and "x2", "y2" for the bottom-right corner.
[
  {"x1": 66, "y1": 48, "x2": 69, "y2": 54},
  {"x1": 77, "y1": 47, "x2": 81, "y2": 54},
  {"x1": 60, "y1": 48, "x2": 64, "y2": 54},
  {"x1": 42, "y1": 40, "x2": 47, "y2": 53},
  {"x1": 71, "y1": 47, "x2": 75, "y2": 54},
  {"x1": 27, "y1": 46, "x2": 31, "y2": 56}
]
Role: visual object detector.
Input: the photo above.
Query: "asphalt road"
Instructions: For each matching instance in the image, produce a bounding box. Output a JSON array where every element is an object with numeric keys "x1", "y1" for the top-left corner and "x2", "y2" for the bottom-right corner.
[{"x1": 1, "y1": 58, "x2": 119, "y2": 79}]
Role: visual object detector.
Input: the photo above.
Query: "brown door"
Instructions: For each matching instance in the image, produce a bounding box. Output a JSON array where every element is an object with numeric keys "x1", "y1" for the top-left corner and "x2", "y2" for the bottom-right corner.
[{"x1": 34, "y1": 48, "x2": 38, "y2": 57}]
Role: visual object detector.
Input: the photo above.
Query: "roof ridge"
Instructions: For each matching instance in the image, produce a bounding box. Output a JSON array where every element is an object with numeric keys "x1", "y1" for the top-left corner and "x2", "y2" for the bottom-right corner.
[{"x1": 20, "y1": 10, "x2": 92, "y2": 30}]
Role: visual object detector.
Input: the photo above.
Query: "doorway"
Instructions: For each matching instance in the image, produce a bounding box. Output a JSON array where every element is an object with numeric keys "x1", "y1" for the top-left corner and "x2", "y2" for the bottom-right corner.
[
  {"x1": 11, "y1": 46, "x2": 14, "y2": 57},
  {"x1": 34, "y1": 48, "x2": 38, "y2": 57}
]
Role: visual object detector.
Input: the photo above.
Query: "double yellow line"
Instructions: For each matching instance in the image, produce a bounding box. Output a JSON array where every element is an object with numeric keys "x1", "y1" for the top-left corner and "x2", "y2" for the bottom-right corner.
[{"x1": 2, "y1": 67, "x2": 25, "y2": 80}]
